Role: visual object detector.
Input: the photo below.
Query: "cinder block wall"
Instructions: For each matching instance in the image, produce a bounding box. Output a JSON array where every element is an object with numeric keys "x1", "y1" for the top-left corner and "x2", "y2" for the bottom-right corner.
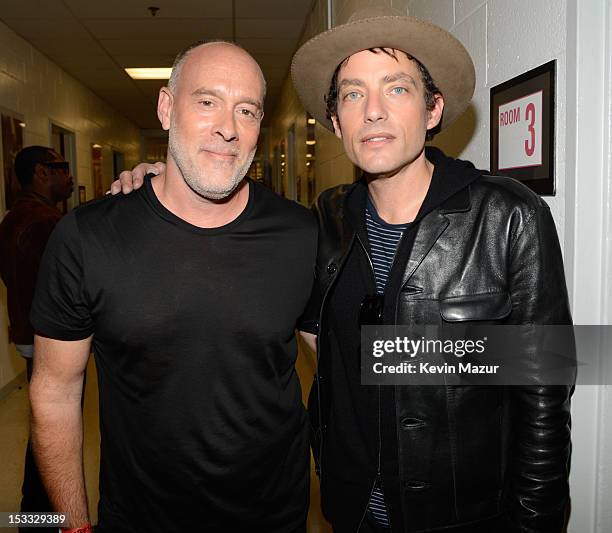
[
  {"x1": 0, "y1": 19, "x2": 142, "y2": 390},
  {"x1": 400, "y1": 0, "x2": 568, "y2": 247}
]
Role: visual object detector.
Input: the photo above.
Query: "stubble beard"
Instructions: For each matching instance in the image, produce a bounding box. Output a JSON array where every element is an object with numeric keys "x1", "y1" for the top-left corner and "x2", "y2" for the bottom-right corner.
[{"x1": 168, "y1": 122, "x2": 256, "y2": 201}]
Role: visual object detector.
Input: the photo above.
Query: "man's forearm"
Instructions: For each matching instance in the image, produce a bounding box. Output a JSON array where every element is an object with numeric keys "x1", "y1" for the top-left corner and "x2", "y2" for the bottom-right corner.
[{"x1": 30, "y1": 387, "x2": 89, "y2": 527}]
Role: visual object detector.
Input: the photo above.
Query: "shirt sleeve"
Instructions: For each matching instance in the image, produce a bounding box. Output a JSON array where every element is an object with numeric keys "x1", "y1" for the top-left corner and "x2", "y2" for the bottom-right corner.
[{"x1": 30, "y1": 211, "x2": 94, "y2": 340}]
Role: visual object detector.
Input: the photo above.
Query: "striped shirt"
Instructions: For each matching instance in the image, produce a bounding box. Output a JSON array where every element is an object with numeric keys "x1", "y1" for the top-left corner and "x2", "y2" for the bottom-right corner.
[
  {"x1": 366, "y1": 197, "x2": 411, "y2": 295},
  {"x1": 365, "y1": 198, "x2": 412, "y2": 528}
]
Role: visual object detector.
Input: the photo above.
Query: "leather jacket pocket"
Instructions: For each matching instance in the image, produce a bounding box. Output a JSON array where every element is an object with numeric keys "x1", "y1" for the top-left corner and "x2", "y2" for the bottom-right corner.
[{"x1": 440, "y1": 292, "x2": 512, "y2": 322}]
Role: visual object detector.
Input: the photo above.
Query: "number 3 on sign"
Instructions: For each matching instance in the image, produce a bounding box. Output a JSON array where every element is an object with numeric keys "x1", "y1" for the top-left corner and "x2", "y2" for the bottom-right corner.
[
  {"x1": 498, "y1": 91, "x2": 543, "y2": 170},
  {"x1": 524, "y1": 102, "x2": 536, "y2": 156}
]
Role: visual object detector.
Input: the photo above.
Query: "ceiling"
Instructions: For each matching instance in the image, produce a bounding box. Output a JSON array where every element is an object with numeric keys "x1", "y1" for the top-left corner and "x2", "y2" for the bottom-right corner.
[{"x1": 0, "y1": 0, "x2": 315, "y2": 128}]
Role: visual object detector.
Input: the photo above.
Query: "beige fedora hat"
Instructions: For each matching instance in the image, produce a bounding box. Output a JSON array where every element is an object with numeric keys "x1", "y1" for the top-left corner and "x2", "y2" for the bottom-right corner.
[{"x1": 291, "y1": 6, "x2": 475, "y2": 132}]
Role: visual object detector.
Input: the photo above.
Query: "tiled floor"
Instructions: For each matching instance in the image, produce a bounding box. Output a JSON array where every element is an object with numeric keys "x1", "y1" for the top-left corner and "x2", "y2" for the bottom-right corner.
[{"x1": 0, "y1": 344, "x2": 332, "y2": 532}]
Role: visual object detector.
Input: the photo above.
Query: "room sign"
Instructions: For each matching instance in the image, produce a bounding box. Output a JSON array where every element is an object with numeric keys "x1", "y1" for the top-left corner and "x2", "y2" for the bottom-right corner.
[{"x1": 490, "y1": 61, "x2": 555, "y2": 195}]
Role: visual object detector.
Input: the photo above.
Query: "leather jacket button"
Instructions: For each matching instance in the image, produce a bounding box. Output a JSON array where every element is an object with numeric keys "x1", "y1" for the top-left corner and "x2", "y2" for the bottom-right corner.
[
  {"x1": 400, "y1": 417, "x2": 425, "y2": 429},
  {"x1": 327, "y1": 263, "x2": 338, "y2": 275},
  {"x1": 403, "y1": 480, "x2": 429, "y2": 491}
]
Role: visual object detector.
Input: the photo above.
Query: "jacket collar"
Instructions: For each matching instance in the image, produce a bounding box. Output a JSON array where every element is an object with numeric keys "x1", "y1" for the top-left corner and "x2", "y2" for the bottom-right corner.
[
  {"x1": 344, "y1": 180, "x2": 369, "y2": 246},
  {"x1": 421, "y1": 146, "x2": 480, "y2": 215},
  {"x1": 342, "y1": 146, "x2": 482, "y2": 227},
  {"x1": 440, "y1": 186, "x2": 471, "y2": 213},
  {"x1": 334, "y1": 147, "x2": 483, "y2": 288}
]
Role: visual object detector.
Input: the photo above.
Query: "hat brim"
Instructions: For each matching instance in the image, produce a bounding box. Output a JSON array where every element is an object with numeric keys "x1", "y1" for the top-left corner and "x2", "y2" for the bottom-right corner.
[{"x1": 291, "y1": 15, "x2": 475, "y2": 132}]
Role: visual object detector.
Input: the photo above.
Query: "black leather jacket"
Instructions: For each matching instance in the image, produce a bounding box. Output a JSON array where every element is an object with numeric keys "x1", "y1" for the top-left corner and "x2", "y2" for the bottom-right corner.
[{"x1": 307, "y1": 152, "x2": 573, "y2": 533}]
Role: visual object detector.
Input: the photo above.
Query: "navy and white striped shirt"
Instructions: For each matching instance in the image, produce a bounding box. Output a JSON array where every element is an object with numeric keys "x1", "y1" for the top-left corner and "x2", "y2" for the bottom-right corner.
[
  {"x1": 364, "y1": 197, "x2": 412, "y2": 528},
  {"x1": 366, "y1": 200, "x2": 410, "y2": 295}
]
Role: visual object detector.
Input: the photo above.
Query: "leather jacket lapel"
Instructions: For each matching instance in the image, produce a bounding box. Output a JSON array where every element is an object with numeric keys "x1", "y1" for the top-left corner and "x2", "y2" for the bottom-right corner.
[
  {"x1": 401, "y1": 185, "x2": 472, "y2": 287},
  {"x1": 401, "y1": 211, "x2": 449, "y2": 287}
]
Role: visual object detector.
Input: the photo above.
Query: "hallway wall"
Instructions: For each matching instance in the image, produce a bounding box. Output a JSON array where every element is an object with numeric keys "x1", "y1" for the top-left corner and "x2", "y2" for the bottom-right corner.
[
  {"x1": 402, "y1": 0, "x2": 568, "y2": 245},
  {"x1": 267, "y1": 0, "x2": 354, "y2": 203},
  {"x1": 0, "y1": 19, "x2": 142, "y2": 391}
]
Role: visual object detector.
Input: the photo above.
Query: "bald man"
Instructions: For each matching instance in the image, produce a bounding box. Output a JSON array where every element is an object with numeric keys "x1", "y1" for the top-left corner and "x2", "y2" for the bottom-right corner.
[{"x1": 29, "y1": 40, "x2": 316, "y2": 533}]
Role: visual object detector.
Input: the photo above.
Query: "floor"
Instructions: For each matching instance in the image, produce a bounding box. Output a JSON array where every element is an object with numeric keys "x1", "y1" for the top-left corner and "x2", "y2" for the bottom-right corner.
[{"x1": 0, "y1": 340, "x2": 332, "y2": 532}]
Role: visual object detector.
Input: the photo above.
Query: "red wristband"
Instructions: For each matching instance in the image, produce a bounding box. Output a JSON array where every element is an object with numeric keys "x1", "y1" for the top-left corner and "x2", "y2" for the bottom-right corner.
[{"x1": 61, "y1": 524, "x2": 93, "y2": 533}]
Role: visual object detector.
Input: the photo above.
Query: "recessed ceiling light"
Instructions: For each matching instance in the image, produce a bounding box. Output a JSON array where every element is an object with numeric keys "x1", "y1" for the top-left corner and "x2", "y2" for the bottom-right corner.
[
  {"x1": 92, "y1": 144, "x2": 102, "y2": 148},
  {"x1": 306, "y1": 140, "x2": 316, "y2": 145},
  {"x1": 307, "y1": 118, "x2": 316, "y2": 125},
  {"x1": 18, "y1": 122, "x2": 26, "y2": 128},
  {"x1": 125, "y1": 68, "x2": 172, "y2": 80}
]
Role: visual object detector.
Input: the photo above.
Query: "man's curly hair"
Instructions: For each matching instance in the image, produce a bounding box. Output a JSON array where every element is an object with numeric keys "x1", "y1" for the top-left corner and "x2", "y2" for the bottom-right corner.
[{"x1": 325, "y1": 48, "x2": 442, "y2": 140}]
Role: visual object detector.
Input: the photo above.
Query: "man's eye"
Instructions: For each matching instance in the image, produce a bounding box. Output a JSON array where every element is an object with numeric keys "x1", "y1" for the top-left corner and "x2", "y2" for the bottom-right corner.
[
  {"x1": 343, "y1": 91, "x2": 361, "y2": 101},
  {"x1": 239, "y1": 108, "x2": 256, "y2": 118},
  {"x1": 200, "y1": 100, "x2": 213, "y2": 107},
  {"x1": 390, "y1": 87, "x2": 407, "y2": 95}
]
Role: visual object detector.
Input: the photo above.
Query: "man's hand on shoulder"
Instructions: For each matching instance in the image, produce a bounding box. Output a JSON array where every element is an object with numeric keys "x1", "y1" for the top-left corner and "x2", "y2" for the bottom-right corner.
[{"x1": 109, "y1": 161, "x2": 166, "y2": 195}]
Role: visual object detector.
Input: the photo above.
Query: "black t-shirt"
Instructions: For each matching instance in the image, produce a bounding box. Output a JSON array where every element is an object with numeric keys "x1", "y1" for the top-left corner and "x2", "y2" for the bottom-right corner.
[{"x1": 31, "y1": 177, "x2": 317, "y2": 532}]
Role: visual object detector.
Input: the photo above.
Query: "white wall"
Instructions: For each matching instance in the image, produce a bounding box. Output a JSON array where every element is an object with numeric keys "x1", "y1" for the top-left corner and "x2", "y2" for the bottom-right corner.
[
  {"x1": 0, "y1": 19, "x2": 142, "y2": 391},
  {"x1": 564, "y1": 0, "x2": 612, "y2": 531},
  {"x1": 397, "y1": 0, "x2": 568, "y2": 245}
]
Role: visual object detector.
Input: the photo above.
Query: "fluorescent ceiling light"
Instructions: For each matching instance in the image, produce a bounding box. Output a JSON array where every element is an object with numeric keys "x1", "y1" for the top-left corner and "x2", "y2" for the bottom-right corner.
[{"x1": 125, "y1": 68, "x2": 172, "y2": 80}]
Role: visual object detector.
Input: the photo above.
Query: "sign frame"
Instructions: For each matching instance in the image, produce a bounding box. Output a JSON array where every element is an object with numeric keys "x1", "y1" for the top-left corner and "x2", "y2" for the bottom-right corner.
[{"x1": 490, "y1": 60, "x2": 555, "y2": 195}]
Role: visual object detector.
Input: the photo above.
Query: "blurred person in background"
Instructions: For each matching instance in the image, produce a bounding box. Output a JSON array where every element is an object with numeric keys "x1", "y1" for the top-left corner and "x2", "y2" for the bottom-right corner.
[{"x1": 0, "y1": 145, "x2": 73, "y2": 532}]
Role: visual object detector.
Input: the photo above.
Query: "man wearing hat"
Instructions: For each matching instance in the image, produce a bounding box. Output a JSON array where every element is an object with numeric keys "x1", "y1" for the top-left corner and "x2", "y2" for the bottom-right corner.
[{"x1": 292, "y1": 7, "x2": 573, "y2": 533}]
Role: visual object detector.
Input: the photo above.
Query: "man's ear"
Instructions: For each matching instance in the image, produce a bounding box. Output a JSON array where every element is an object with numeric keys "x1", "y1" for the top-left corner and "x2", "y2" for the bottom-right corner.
[
  {"x1": 33, "y1": 163, "x2": 48, "y2": 185},
  {"x1": 331, "y1": 115, "x2": 343, "y2": 140},
  {"x1": 157, "y1": 87, "x2": 173, "y2": 131},
  {"x1": 426, "y1": 94, "x2": 445, "y2": 130}
]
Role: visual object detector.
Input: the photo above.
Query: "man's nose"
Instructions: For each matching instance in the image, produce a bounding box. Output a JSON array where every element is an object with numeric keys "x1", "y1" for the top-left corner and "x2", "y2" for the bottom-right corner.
[
  {"x1": 364, "y1": 92, "x2": 387, "y2": 123},
  {"x1": 214, "y1": 107, "x2": 238, "y2": 142}
]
